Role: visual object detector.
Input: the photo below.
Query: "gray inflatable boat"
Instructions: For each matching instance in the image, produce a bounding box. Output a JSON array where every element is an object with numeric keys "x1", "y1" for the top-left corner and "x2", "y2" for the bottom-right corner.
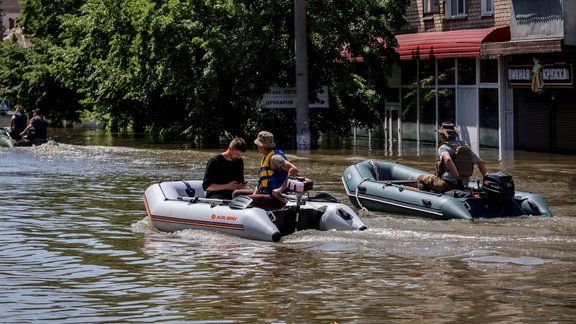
[{"x1": 342, "y1": 160, "x2": 553, "y2": 220}]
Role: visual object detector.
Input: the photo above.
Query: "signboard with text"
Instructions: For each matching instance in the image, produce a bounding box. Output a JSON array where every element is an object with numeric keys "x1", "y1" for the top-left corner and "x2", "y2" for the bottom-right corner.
[
  {"x1": 507, "y1": 62, "x2": 573, "y2": 87},
  {"x1": 260, "y1": 86, "x2": 329, "y2": 109}
]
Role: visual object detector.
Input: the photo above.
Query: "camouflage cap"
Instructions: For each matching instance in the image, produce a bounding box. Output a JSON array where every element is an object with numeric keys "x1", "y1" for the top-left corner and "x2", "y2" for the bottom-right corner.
[{"x1": 254, "y1": 131, "x2": 275, "y2": 148}]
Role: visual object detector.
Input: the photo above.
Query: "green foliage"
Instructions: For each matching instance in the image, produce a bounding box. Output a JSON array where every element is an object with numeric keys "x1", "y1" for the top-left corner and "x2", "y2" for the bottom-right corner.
[
  {"x1": 0, "y1": 39, "x2": 83, "y2": 124},
  {"x1": 20, "y1": 0, "x2": 85, "y2": 41},
  {"x1": 2, "y1": 0, "x2": 409, "y2": 143}
]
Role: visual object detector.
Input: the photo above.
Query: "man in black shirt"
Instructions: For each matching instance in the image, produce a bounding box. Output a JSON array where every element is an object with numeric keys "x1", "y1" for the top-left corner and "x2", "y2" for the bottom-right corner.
[
  {"x1": 9, "y1": 105, "x2": 27, "y2": 139},
  {"x1": 20, "y1": 108, "x2": 48, "y2": 143},
  {"x1": 202, "y1": 138, "x2": 247, "y2": 199}
]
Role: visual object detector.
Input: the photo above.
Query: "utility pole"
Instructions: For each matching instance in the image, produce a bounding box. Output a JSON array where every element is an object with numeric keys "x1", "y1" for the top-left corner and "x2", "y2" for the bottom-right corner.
[{"x1": 294, "y1": 0, "x2": 310, "y2": 152}]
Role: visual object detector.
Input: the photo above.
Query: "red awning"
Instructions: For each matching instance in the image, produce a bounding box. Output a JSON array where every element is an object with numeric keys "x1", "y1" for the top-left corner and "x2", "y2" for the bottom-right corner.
[{"x1": 395, "y1": 26, "x2": 510, "y2": 60}]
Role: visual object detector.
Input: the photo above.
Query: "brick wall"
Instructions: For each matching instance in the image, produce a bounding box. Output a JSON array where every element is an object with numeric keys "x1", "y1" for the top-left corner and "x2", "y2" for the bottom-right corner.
[{"x1": 403, "y1": 0, "x2": 510, "y2": 34}]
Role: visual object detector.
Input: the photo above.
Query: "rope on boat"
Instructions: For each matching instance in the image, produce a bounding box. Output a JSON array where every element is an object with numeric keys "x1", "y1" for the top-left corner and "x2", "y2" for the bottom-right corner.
[{"x1": 355, "y1": 179, "x2": 369, "y2": 213}]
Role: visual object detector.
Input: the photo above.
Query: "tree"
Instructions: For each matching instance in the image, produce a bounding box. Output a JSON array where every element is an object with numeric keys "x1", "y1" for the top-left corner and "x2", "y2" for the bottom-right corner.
[
  {"x1": 0, "y1": 38, "x2": 83, "y2": 124},
  {"x1": 7, "y1": 0, "x2": 410, "y2": 144},
  {"x1": 19, "y1": 0, "x2": 85, "y2": 41}
]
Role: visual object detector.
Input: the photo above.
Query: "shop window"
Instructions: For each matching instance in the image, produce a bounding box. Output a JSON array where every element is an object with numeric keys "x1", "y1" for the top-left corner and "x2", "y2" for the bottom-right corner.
[
  {"x1": 481, "y1": 0, "x2": 494, "y2": 16},
  {"x1": 479, "y1": 88, "x2": 499, "y2": 147},
  {"x1": 423, "y1": 0, "x2": 439, "y2": 15},
  {"x1": 400, "y1": 60, "x2": 417, "y2": 85},
  {"x1": 419, "y1": 60, "x2": 435, "y2": 87},
  {"x1": 421, "y1": 89, "x2": 436, "y2": 122},
  {"x1": 445, "y1": 0, "x2": 467, "y2": 18},
  {"x1": 458, "y1": 58, "x2": 476, "y2": 85},
  {"x1": 439, "y1": 89, "x2": 456, "y2": 123},
  {"x1": 401, "y1": 86, "x2": 418, "y2": 140},
  {"x1": 480, "y1": 59, "x2": 498, "y2": 83},
  {"x1": 438, "y1": 59, "x2": 455, "y2": 85}
]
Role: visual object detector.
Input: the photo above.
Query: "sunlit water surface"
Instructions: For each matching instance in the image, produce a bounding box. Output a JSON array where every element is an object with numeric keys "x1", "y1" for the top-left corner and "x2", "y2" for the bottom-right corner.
[{"x1": 1, "y1": 129, "x2": 575, "y2": 323}]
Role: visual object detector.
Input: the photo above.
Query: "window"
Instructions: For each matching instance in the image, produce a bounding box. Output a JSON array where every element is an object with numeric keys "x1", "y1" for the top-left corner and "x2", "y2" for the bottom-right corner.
[
  {"x1": 479, "y1": 88, "x2": 499, "y2": 147},
  {"x1": 438, "y1": 59, "x2": 455, "y2": 85},
  {"x1": 423, "y1": 0, "x2": 439, "y2": 15},
  {"x1": 445, "y1": 0, "x2": 467, "y2": 18},
  {"x1": 481, "y1": 0, "x2": 494, "y2": 16},
  {"x1": 480, "y1": 59, "x2": 498, "y2": 83},
  {"x1": 458, "y1": 58, "x2": 476, "y2": 85}
]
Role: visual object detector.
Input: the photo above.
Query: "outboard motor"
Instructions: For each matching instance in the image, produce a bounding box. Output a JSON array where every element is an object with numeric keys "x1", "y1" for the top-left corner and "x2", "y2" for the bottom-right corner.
[{"x1": 482, "y1": 172, "x2": 515, "y2": 201}]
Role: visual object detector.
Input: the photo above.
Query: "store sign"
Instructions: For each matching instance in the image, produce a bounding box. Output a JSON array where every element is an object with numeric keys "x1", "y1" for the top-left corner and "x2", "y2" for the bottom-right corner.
[
  {"x1": 507, "y1": 62, "x2": 573, "y2": 88},
  {"x1": 260, "y1": 86, "x2": 329, "y2": 109}
]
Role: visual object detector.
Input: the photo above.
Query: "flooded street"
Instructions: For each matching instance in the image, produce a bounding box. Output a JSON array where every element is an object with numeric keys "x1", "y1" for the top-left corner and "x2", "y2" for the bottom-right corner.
[{"x1": 1, "y1": 129, "x2": 575, "y2": 323}]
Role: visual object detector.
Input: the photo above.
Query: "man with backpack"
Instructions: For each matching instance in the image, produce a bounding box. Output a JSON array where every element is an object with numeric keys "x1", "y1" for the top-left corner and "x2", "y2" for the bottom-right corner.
[{"x1": 417, "y1": 122, "x2": 487, "y2": 193}]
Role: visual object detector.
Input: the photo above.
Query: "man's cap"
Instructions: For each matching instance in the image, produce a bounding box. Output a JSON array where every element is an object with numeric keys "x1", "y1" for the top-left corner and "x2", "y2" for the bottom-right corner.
[
  {"x1": 436, "y1": 122, "x2": 456, "y2": 139},
  {"x1": 254, "y1": 131, "x2": 275, "y2": 148},
  {"x1": 439, "y1": 122, "x2": 455, "y2": 130}
]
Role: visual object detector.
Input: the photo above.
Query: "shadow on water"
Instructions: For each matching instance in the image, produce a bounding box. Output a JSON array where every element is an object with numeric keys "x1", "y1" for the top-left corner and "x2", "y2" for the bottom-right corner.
[{"x1": 0, "y1": 128, "x2": 575, "y2": 322}]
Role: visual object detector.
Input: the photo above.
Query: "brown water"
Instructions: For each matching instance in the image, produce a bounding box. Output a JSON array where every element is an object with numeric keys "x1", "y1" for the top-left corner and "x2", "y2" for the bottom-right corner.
[{"x1": 1, "y1": 128, "x2": 575, "y2": 323}]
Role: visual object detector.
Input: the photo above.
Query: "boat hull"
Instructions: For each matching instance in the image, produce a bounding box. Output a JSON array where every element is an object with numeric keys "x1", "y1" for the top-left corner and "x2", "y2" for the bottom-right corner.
[
  {"x1": 342, "y1": 160, "x2": 553, "y2": 220},
  {"x1": 0, "y1": 129, "x2": 15, "y2": 147},
  {"x1": 144, "y1": 180, "x2": 367, "y2": 242}
]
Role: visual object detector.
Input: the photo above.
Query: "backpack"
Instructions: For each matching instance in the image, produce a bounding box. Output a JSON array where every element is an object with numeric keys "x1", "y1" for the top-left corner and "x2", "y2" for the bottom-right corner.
[{"x1": 435, "y1": 143, "x2": 474, "y2": 177}]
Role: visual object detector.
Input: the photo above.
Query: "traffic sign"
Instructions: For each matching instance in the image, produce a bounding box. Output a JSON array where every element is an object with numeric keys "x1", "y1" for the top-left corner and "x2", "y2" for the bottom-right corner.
[
  {"x1": 260, "y1": 86, "x2": 329, "y2": 109},
  {"x1": 0, "y1": 99, "x2": 10, "y2": 113}
]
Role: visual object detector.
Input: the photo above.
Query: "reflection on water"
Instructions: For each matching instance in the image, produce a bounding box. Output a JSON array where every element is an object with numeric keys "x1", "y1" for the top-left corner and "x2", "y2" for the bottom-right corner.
[{"x1": 0, "y1": 130, "x2": 575, "y2": 322}]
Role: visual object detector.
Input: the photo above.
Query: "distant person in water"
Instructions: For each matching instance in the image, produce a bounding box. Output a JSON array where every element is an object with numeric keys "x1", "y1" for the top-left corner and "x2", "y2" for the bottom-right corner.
[
  {"x1": 9, "y1": 105, "x2": 27, "y2": 139},
  {"x1": 20, "y1": 108, "x2": 48, "y2": 143},
  {"x1": 202, "y1": 138, "x2": 247, "y2": 200}
]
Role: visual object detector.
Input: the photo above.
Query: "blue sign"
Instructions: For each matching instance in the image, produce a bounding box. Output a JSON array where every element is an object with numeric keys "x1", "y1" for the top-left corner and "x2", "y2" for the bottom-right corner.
[{"x1": 0, "y1": 99, "x2": 10, "y2": 112}]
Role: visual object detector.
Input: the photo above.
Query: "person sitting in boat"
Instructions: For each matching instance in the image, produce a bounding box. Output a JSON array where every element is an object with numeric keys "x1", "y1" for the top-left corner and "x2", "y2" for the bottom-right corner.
[
  {"x1": 417, "y1": 122, "x2": 487, "y2": 193},
  {"x1": 19, "y1": 108, "x2": 48, "y2": 144},
  {"x1": 233, "y1": 130, "x2": 299, "y2": 211},
  {"x1": 202, "y1": 138, "x2": 247, "y2": 200},
  {"x1": 9, "y1": 105, "x2": 27, "y2": 140}
]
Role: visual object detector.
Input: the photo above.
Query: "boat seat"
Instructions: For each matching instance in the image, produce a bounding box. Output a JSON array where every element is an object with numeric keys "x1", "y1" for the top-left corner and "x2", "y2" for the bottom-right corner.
[
  {"x1": 229, "y1": 195, "x2": 253, "y2": 209},
  {"x1": 159, "y1": 180, "x2": 206, "y2": 199}
]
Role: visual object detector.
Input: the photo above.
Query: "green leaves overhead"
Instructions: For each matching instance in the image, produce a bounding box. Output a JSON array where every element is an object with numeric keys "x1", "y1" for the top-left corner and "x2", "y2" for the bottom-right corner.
[{"x1": 1, "y1": 0, "x2": 409, "y2": 143}]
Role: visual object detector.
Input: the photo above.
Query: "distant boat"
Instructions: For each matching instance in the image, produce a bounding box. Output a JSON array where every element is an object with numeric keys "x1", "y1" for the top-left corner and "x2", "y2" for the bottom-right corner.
[
  {"x1": 0, "y1": 128, "x2": 56, "y2": 147},
  {"x1": 0, "y1": 128, "x2": 16, "y2": 147}
]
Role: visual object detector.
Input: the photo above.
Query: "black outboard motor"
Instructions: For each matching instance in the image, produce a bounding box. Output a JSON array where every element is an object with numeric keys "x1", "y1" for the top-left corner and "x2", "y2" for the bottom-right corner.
[{"x1": 482, "y1": 172, "x2": 515, "y2": 201}]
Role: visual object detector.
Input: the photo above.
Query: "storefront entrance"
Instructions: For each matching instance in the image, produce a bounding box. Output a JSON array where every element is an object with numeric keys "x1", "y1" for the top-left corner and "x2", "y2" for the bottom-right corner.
[{"x1": 514, "y1": 89, "x2": 576, "y2": 153}]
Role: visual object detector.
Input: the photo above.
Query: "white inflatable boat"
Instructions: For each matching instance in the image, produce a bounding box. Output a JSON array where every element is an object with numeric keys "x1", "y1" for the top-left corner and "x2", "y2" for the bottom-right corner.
[{"x1": 143, "y1": 179, "x2": 367, "y2": 242}]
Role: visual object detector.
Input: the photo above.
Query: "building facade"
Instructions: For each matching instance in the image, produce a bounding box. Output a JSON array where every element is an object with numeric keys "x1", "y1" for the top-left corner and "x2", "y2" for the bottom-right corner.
[
  {"x1": 0, "y1": 0, "x2": 21, "y2": 37},
  {"x1": 383, "y1": 0, "x2": 576, "y2": 155},
  {"x1": 483, "y1": 0, "x2": 576, "y2": 153}
]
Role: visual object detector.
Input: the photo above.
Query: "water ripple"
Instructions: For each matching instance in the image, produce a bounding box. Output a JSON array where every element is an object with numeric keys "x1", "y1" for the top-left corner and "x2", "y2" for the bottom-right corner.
[{"x1": 1, "y1": 144, "x2": 576, "y2": 322}]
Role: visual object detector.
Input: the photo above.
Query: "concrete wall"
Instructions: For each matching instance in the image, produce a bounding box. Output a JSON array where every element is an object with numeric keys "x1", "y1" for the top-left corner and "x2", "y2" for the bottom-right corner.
[{"x1": 510, "y1": 0, "x2": 565, "y2": 40}]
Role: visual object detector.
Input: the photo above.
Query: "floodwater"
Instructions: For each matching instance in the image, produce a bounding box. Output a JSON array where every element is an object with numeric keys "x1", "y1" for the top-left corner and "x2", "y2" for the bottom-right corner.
[{"x1": 1, "y1": 128, "x2": 575, "y2": 323}]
